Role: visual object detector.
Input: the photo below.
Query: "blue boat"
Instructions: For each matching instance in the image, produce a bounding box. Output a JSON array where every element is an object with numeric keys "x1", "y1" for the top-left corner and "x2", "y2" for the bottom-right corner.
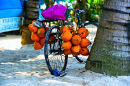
[{"x1": 0, "y1": 0, "x2": 23, "y2": 18}]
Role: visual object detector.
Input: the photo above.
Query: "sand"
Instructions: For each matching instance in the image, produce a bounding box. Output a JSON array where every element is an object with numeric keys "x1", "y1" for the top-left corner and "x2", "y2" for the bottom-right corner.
[{"x1": 0, "y1": 28, "x2": 130, "y2": 86}]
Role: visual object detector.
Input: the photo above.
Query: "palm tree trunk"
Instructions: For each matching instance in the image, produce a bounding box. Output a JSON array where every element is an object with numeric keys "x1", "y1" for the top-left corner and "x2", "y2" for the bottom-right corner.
[
  {"x1": 85, "y1": 0, "x2": 130, "y2": 76},
  {"x1": 21, "y1": 0, "x2": 39, "y2": 45},
  {"x1": 77, "y1": 0, "x2": 86, "y2": 22},
  {"x1": 24, "y1": 0, "x2": 39, "y2": 25}
]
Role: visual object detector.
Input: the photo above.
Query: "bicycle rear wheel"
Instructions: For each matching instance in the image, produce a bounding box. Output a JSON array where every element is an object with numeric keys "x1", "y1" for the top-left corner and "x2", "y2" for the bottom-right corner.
[
  {"x1": 75, "y1": 22, "x2": 98, "y2": 63},
  {"x1": 44, "y1": 25, "x2": 68, "y2": 75}
]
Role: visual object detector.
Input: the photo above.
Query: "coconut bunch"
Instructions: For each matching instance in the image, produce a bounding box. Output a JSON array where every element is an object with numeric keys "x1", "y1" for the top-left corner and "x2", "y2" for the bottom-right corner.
[
  {"x1": 61, "y1": 25, "x2": 90, "y2": 56},
  {"x1": 28, "y1": 20, "x2": 55, "y2": 50}
]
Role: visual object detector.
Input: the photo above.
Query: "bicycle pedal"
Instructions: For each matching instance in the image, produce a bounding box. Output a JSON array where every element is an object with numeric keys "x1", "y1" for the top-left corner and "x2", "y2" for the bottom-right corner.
[
  {"x1": 53, "y1": 69, "x2": 67, "y2": 77},
  {"x1": 60, "y1": 71, "x2": 67, "y2": 77}
]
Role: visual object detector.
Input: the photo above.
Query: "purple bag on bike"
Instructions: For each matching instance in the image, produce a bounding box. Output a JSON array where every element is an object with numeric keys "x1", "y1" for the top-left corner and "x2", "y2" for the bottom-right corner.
[{"x1": 41, "y1": 4, "x2": 70, "y2": 20}]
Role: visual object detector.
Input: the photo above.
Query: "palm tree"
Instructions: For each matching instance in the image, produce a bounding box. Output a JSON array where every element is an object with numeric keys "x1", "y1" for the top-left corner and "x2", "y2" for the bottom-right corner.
[
  {"x1": 21, "y1": 0, "x2": 39, "y2": 45},
  {"x1": 77, "y1": 0, "x2": 86, "y2": 22},
  {"x1": 85, "y1": 0, "x2": 130, "y2": 76}
]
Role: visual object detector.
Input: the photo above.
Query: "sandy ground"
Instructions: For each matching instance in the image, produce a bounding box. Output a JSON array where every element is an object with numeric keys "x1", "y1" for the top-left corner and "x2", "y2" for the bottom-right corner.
[{"x1": 0, "y1": 28, "x2": 130, "y2": 86}]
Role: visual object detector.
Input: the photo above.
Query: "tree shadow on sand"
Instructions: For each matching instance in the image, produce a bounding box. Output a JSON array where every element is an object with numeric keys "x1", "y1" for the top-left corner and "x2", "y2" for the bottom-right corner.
[{"x1": 0, "y1": 46, "x2": 52, "y2": 86}]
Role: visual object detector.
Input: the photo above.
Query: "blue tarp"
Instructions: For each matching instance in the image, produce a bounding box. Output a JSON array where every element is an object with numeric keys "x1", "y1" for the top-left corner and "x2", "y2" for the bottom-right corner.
[
  {"x1": 0, "y1": 0, "x2": 23, "y2": 18},
  {"x1": 0, "y1": 17, "x2": 23, "y2": 33},
  {"x1": 0, "y1": 0, "x2": 24, "y2": 33}
]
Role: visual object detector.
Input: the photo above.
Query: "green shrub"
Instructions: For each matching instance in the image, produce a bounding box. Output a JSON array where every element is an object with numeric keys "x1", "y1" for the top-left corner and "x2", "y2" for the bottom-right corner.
[{"x1": 86, "y1": 0, "x2": 105, "y2": 22}]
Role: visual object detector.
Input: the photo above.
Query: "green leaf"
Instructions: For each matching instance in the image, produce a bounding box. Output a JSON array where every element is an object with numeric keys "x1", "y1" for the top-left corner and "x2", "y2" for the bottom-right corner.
[
  {"x1": 94, "y1": 9, "x2": 98, "y2": 14},
  {"x1": 70, "y1": 10, "x2": 74, "y2": 15},
  {"x1": 94, "y1": 0, "x2": 99, "y2": 4},
  {"x1": 88, "y1": 0, "x2": 92, "y2": 4},
  {"x1": 86, "y1": 3, "x2": 91, "y2": 9}
]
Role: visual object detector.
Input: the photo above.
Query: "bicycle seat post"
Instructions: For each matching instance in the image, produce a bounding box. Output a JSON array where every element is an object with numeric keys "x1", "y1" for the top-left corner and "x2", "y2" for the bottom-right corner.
[{"x1": 76, "y1": 11, "x2": 80, "y2": 26}]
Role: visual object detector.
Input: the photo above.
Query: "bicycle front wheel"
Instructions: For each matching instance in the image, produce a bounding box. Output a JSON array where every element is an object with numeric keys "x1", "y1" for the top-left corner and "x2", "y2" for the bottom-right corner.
[
  {"x1": 75, "y1": 22, "x2": 98, "y2": 63},
  {"x1": 44, "y1": 25, "x2": 68, "y2": 75}
]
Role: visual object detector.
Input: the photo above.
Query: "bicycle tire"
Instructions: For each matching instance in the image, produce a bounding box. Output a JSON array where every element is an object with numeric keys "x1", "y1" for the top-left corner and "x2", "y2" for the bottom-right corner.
[
  {"x1": 44, "y1": 25, "x2": 68, "y2": 75},
  {"x1": 75, "y1": 22, "x2": 98, "y2": 63}
]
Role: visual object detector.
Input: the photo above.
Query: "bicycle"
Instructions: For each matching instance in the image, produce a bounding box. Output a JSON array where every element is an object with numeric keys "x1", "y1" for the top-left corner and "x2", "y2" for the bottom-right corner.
[{"x1": 33, "y1": 8, "x2": 98, "y2": 76}]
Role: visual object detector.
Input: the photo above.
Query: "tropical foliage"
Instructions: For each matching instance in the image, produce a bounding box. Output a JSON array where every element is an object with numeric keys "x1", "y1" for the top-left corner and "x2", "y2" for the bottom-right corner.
[{"x1": 86, "y1": 0, "x2": 105, "y2": 22}]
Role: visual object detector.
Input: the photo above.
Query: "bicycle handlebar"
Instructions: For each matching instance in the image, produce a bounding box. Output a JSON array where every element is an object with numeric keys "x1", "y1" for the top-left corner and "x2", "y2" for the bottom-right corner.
[
  {"x1": 68, "y1": 8, "x2": 85, "y2": 14},
  {"x1": 68, "y1": 8, "x2": 87, "y2": 27},
  {"x1": 68, "y1": 8, "x2": 86, "y2": 20}
]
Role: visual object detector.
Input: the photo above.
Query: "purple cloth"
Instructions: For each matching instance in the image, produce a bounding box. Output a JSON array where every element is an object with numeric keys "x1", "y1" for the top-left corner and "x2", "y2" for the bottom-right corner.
[{"x1": 41, "y1": 4, "x2": 67, "y2": 20}]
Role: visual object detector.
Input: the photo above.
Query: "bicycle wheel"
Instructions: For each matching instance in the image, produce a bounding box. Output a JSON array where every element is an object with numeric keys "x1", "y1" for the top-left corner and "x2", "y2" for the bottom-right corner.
[
  {"x1": 75, "y1": 22, "x2": 98, "y2": 63},
  {"x1": 44, "y1": 25, "x2": 68, "y2": 75}
]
